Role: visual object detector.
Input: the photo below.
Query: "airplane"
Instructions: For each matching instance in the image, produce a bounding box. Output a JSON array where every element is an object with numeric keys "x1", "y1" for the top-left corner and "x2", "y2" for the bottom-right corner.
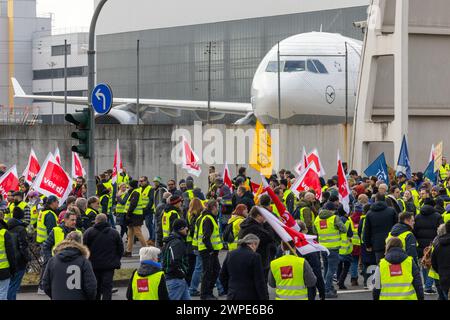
[{"x1": 12, "y1": 32, "x2": 362, "y2": 125}]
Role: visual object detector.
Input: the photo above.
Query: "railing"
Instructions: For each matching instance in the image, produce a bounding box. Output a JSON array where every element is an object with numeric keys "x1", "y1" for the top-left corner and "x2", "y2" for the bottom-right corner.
[{"x1": 0, "y1": 105, "x2": 42, "y2": 125}]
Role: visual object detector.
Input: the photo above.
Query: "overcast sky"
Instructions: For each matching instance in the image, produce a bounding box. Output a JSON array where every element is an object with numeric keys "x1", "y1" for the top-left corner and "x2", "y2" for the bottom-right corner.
[{"x1": 36, "y1": 0, "x2": 94, "y2": 31}]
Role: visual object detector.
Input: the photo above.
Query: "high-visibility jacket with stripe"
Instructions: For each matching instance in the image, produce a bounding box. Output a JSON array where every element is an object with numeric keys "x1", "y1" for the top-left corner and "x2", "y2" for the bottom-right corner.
[
  {"x1": 30, "y1": 204, "x2": 39, "y2": 227},
  {"x1": 197, "y1": 214, "x2": 223, "y2": 251},
  {"x1": 0, "y1": 229, "x2": 10, "y2": 269},
  {"x1": 350, "y1": 218, "x2": 361, "y2": 246},
  {"x1": 162, "y1": 210, "x2": 181, "y2": 238},
  {"x1": 227, "y1": 215, "x2": 245, "y2": 251},
  {"x1": 271, "y1": 204, "x2": 281, "y2": 219},
  {"x1": 386, "y1": 230, "x2": 416, "y2": 252},
  {"x1": 131, "y1": 270, "x2": 164, "y2": 300},
  {"x1": 379, "y1": 256, "x2": 418, "y2": 300},
  {"x1": 7, "y1": 201, "x2": 28, "y2": 223},
  {"x1": 103, "y1": 181, "x2": 114, "y2": 211},
  {"x1": 270, "y1": 254, "x2": 307, "y2": 300},
  {"x1": 314, "y1": 215, "x2": 341, "y2": 250},
  {"x1": 359, "y1": 214, "x2": 367, "y2": 244},
  {"x1": 99, "y1": 194, "x2": 111, "y2": 214},
  {"x1": 398, "y1": 198, "x2": 406, "y2": 212},
  {"x1": 138, "y1": 185, "x2": 153, "y2": 213},
  {"x1": 439, "y1": 164, "x2": 450, "y2": 181},
  {"x1": 117, "y1": 173, "x2": 130, "y2": 186},
  {"x1": 339, "y1": 219, "x2": 353, "y2": 255},
  {"x1": 443, "y1": 212, "x2": 450, "y2": 224},
  {"x1": 52, "y1": 226, "x2": 83, "y2": 255},
  {"x1": 125, "y1": 189, "x2": 143, "y2": 215},
  {"x1": 36, "y1": 209, "x2": 58, "y2": 244},
  {"x1": 428, "y1": 245, "x2": 440, "y2": 280},
  {"x1": 115, "y1": 193, "x2": 127, "y2": 214},
  {"x1": 283, "y1": 189, "x2": 294, "y2": 207},
  {"x1": 299, "y1": 207, "x2": 315, "y2": 223}
]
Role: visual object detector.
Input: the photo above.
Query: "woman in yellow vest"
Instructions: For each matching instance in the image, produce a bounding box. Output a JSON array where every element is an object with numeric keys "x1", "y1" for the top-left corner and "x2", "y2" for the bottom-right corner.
[
  {"x1": 225, "y1": 204, "x2": 248, "y2": 251},
  {"x1": 126, "y1": 246, "x2": 169, "y2": 300},
  {"x1": 115, "y1": 183, "x2": 130, "y2": 239},
  {"x1": 373, "y1": 237, "x2": 424, "y2": 300},
  {"x1": 186, "y1": 198, "x2": 204, "y2": 288},
  {"x1": 269, "y1": 242, "x2": 317, "y2": 300}
]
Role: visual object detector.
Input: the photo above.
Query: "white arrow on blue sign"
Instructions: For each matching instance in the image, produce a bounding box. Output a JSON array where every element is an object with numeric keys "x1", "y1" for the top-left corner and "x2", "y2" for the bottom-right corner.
[{"x1": 91, "y1": 83, "x2": 113, "y2": 115}]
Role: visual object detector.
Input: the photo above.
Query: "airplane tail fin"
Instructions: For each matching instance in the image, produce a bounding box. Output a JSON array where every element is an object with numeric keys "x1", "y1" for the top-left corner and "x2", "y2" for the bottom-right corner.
[{"x1": 11, "y1": 78, "x2": 26, "y2": 97}]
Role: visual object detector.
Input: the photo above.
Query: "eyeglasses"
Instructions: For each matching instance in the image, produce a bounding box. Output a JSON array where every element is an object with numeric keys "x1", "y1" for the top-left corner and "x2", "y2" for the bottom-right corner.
[{"x1": 139, "y1": 180, "x2": 146, "y2": 183}]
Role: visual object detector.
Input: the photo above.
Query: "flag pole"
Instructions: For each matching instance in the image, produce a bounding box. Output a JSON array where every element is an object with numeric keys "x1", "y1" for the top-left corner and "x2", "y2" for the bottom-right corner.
[{"x1": 282, "y1": 241, "x2": 298, "y2": 257}]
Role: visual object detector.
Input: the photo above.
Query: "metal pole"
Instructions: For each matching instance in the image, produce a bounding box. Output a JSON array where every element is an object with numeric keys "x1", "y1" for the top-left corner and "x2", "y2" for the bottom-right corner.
[
  {"x1": 136, "y1": 39, "x2": 140, "y2": 125},
  {"x1": 344, "y1": 42, "x2": 349, "y2": 161},
  {"x1": 207, "y1": 41, "x2": 211, "y2": 124},
  {"x1": 51, "y1": 65, "x2": 54, "y2": 125},
  {"x1": 64, "y1": 39, "x2": 68, "y2": 119},
  {"x1": 277, "y1": 41, "x2": 281, "y2": 125},
  {"x1": 87, "y1": 0, "x2": 108, "y2": 197}
]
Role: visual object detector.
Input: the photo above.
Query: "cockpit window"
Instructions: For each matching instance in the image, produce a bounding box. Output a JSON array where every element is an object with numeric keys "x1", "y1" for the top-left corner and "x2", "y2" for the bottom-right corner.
[
  {"x1": 265, "y1": 61, "x2": 284, "y2": 72},
  {"x1": 307, "y1": 60, "x2": 318, "y2": 73},
  {"x1": 313, "y1": 59, "x2": 328, "y2": 74},
  {"x1": 283, "y1": 60, "x2": 305, "y2": 72}
]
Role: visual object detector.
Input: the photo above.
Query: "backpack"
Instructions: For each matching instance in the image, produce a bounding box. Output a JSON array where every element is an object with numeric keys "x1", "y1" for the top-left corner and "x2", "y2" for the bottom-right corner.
[
  {"x1": 421, "y1": 245, "x2": 433, "y2": 269},
  {"x1": 222, "y1": 223, "x2": 235, "y2": 244}
]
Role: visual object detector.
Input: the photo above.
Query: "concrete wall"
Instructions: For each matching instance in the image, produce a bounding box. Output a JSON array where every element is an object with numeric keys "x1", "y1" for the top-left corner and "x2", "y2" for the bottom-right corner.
[{"x1": 0, "y1": 119, "x2": 448, "y2": 192}]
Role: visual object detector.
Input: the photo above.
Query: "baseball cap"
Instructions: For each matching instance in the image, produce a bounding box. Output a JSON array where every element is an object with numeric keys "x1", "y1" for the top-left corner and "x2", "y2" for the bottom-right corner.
[{"x1": 153, "y1": 176, "x2": 161, "y2": 183}]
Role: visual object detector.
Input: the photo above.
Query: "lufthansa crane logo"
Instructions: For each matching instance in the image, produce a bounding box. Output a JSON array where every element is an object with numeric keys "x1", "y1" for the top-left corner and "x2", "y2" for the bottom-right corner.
[{"x1": 325, "y1": 85, "x2": 336, "y2": 104}]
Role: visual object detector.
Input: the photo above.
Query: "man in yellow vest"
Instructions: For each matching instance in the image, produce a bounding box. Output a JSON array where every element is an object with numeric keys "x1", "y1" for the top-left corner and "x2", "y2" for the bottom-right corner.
[
  {"x1": 373, "y1": 237, "x2": 424, "y2": 300},
  {"x1": 313, "y1": 204, "x2": 347, "y2": 298},
  {"x1": 439, "y1": 157, "x2": 450, "y2": 183},
  {"x1": 161, "y1": 195, "x2": 183, "y2": 239},
  {"x1": 386, "y1": 211, "x2": 418, "y2": 261},
  {"x1": 269, "y1": 242, "x2": 317, "y2": 300},
  {"x1": 124, "y1": 180, "x2": 147, "y2": 257},
  {"x1": 8, "y1": 192, "x2": 31, "y2": 225},
  {"x1": 295, "y1": 192, "x2": 316, "y2": 235},
  {"x1": 0, "y1": 216, "x2": 16, "y2": 300},
  {"x1": 198, "y1": 199, "x2": 223, "y2": 300},
  {"x1": 36, "y1": 195, "x2": 59, "y2": 245},
  {"x1": 42, "y1": 211, "x2": 81, "y2": 261},
  {"x1": 126, "y1": 246, "x2": 169, "y2": 300},
  {"x1": 138, "y1": 176, "x2": 155, "y2": 245},
  {"x1": 279, "y1": 179, "x2": 295, "y2": 214}
]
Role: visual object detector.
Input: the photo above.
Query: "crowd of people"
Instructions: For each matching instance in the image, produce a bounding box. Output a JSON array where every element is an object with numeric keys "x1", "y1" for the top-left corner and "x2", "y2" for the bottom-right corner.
[{"x1": 0, "y1": 160, "x2": 450, "y2": 301}]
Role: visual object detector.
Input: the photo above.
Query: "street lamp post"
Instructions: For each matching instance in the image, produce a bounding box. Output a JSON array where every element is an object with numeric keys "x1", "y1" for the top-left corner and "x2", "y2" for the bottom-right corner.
[{"x1": 47, "y1": 61, "x2": 57, "y2": 124}]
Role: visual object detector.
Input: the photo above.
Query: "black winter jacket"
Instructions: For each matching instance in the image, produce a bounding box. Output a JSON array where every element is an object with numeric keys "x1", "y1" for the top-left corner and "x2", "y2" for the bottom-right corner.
[
  {"x1": 219, "y1": 246, "x2": 269, "y2": 300},
  {"x1": 161, "y1": 231, "x2": 189, "y2": 280},
  {"x1": 83, "y1": 222, "x2": 124, "y2": 270},
  {"x1": 363, "y1": 201, "x2": 398, "y2": 252},
  {"x1": 233, "y1": 191, "x2": 255, "y2": 212},
  {"x1": 238, "y1": 217, "x2": 276, "y2": 270},
  {"x1": 126, "y1": 261, "x2": 169, "y2": 300},
  {"x1": 154, "y1": 200, "x2": 166, "y2": 248},
  {"x1": 42, "y1": 241, "x2": 97, "y2": 300},
  {"x1": 197, "y1": 210, "x2": 219, "y2": 253},
  {"x1": 373, "y1": 247, "x2": 424, "y2": 300},
  {"x1": 42, "y1": 223, "x2": 78, "y2": 262},
  {"x1": 7, "y1": 218, "x2": 30, "y2": 271},
  {"x1": 414, "y1": 205, "x2": 443, "y2": 258},
  {"x1": 0, "y1": 222, "x2": 16, "y2": 280},
  {"x1": 431, "y1": 233, "x2": 450, "y2": 290},
  {"x1": 126, "y1": 188, "x2": 144, "y2": 226}
]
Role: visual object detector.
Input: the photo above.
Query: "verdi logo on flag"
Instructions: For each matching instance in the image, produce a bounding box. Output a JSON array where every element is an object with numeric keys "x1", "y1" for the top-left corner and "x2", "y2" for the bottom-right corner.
[
  {"x1": 0, "y1": 166, "x2": 19, "y2": 198},
  {"x1": 72, "y1": 152, "x2": 86, "y2": 179},
  {"x1": 111, "y1": 139, "x2": 123, "y2": 184},
  {"x1": 249, "y1": 119, "x2": 272, "y2": 178},
  {"x1": 337, "y1": 151, "x2": 351, "y2": 213},
  {"x1": 22, "y1": 149, "x2": 40, "y2": 184},
  {"x1": 290, "y1": 162, "x2": 322, "y2": 200}
]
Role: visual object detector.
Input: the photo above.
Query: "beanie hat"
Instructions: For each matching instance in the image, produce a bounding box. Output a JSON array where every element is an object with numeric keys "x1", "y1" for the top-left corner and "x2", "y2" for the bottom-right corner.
[
  {"x1": 172, "y1": 219, "x2": 188, "y2": 232},
  {"x1": 324, "y1": 201, "x2": 336, "y2": 211},
  {"x1": 169, "y1": 195, "x2": 182, "y2": 205},
  {"x1": 47, "y1": 195, "x2": 58, "y2": 204}
]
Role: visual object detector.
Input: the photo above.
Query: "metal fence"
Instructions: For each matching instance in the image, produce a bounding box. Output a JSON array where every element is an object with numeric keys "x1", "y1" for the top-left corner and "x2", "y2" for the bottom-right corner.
[{"x1": 0, "y1": 105, "x2": 42, "y2": 125}]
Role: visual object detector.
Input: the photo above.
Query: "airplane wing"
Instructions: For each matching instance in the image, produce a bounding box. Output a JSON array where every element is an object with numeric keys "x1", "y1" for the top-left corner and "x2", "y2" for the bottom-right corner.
[{"x1": 11, "y1": 78, "x2": 252, "y2": 115}]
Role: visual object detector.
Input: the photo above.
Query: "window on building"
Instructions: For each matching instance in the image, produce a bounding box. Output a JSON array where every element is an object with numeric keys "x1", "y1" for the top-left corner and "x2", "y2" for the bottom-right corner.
[
  {"x1": 33, "y1": 66, "x2": 88, "y2": 80},
  {"x1": 283, "y1": 60, "x2": 306, "y2": 72},
  {"x1": 51, "y1": 44, "x2": 71, "y2": 56}
]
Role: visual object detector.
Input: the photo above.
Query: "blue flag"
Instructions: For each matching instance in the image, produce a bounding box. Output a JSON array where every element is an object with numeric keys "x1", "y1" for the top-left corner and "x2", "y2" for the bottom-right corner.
[
  {"x1": 424, "y1": 160, "x2": 437, "y2": 184},
  {"x1": 364, "y1": 153, "x2": 390, "y2": 184},
  {"x1": 396, "y1": 135, "x2": 412, "y2": 179}
]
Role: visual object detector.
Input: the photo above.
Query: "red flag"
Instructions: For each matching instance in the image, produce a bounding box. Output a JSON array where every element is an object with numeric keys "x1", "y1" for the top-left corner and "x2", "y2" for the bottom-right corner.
[
  {"x1": 111, "y1": 139, "x2": 123, "y2": 184},
  {"x1": 182, "y1": 136, "x2": 201, "y2": 177},
  {"x1": 222, "y1": 162, "x2": 233, "y2": 191},
  {"x1": 54, "y1": 146, "x2": 61, "y2": 165},
  {"x1": 0, "y1": 166, "x2": 19, "y2": 199},
  {"x1": 261, "y1": 178, "x2": 299, "y2": 231},
  {"x1": 250, "y1": 181, "x2": 261, "y2": 194},
  {"x1": 72, "y1": 152, "x2": 86, "y2": 179},
  {"x1": 290, "y1": 162, "x2": 322, "y2": 201},
  {"x1": 337, "y1": 151, "x2": 351, "y2": 213},
  {"x1": 32, "y1": 153, "x2": 73, "y2": 204},
  {"x1": 306, "y1": 149, "x2": 326, "y2": 177},
  {"x1": 22, "y1": 149, "x2": 40, "y2": 184},
  {"x1": 294, "y1": 146, "x2": 308, "y2": 175}
]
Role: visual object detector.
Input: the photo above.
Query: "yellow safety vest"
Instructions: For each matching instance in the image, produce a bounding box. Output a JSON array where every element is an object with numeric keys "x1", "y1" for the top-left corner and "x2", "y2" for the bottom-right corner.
[
  {"x1": 271, "y1": 204, "x2": 281, "y2": 219},
  {"x1": 100, "y1": 181, "x2": 113, "y2": 211},
  {"x1": 379, "y1": 256, "x2": 417, "y2": 300},
  {"x1": 443, "y1": 212, "x2": 450, "y2": 224},
  {"x1": 299, "y1": 207, "x2": 315, "y2": 223},
  {"x1": 131, "y1": 270, "x2": 164, "y2": 300},
  {"x1": 410, "y1": 189, "x2": 420, "y2": 213},
  {"x1": 386, "y1": 230, "x2": 416, "y2": 252},
  {"x1": 7, "y1": 201, "x2": 28, "y2": 223},
  {"x1": 283, "y1": 190, "x2": 294, "y2": 208},
  {"x1": 398, "y1": 199, "x2": 406, "y2": 212},
  {"x1": 439, "y1": 164, "x2": 450, "y2": 181},
  {"x1": 339, "y1": 219, "x2": 353, "y2": 255},
  {"x1": 52, "y1": 226, "x2": 83, "y2": 255},
  {"x1": 99, "y1": 194, "x2": 111, "y2": 214},
  {"x1": 36, "y1": 209, "x2": 58, "y2": 244},
  {"x1": 314, "y1": 215, "x2": 341, "y2": 250},
  {"x1": 428, "y1": 245, "x2": 440, "y2": 280},
  {"x1": 270, "y1": 254, "x2": 307, "y2": 300},
  {"x1": 360, "y1": 215, "x2": 366, "y2": 244},
  {"x1": 198, "y1": 214, "x2": 223, "y2": 251},
  {"x1": 350, "y1": 218, "x2": 361, "y2": 246},
  {"x1": 227, "y1": 216, "x2": 245, "y2": 251},
  {"x1": 4, "y1": 203, "x2": 13, "y2": 223},
  {"x1": 115, "y1": 193, "x2": 127, "y2": 214},
  {"x1": 0, "y1": 229, "x2": 10, "y2": 269},
  {"x1": 162, "y1": 210, "x2": 181, "y2": 238},
  {"x1": 85, "y1": 207, "x2": 98, "y2": 217},
  {"x1": 138, "y1": 185, "x2": 153, "y2": 213},
  {"x1": 30, "y1": 205, "x2": 39, "y2": 226},
  {"x1": 117, "y1": 173, "x2": 130, "y2": 186},
  {"x1": 125, "y1": 189, "x2": 143, "y2": 215}
]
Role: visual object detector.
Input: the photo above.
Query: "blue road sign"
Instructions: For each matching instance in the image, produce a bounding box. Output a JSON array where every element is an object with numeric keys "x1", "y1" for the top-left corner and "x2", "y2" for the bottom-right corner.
[{"x1": 91, "y1": 83, "x2": 113, "y2": 114}]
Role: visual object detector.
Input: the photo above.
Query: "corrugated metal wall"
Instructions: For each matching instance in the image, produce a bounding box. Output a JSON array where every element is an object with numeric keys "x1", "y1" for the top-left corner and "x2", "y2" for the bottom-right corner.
[{"x1": 97, "y1": 6, "x2": 367, "y2": 124}]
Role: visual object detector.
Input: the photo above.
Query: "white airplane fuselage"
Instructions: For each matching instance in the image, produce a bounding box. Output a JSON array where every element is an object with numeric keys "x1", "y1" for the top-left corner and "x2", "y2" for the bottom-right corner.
[{"x1": 251, "y1": 32, "x2": 362, "y2": 124}]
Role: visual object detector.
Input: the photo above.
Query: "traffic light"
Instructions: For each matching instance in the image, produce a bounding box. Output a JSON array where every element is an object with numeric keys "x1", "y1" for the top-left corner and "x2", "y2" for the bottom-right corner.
[{"x1": 65, "y1": 108, "x2": 90, "y2": 159}]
